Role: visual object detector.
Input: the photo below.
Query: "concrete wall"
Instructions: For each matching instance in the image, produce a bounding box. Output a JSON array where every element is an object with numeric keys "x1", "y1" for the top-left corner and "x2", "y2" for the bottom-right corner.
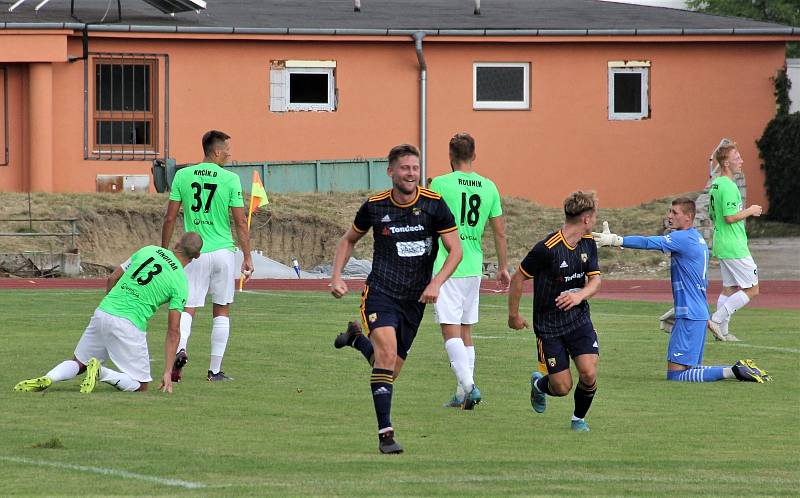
[{"x1": 0, "y1": 32, "x2": 788, "y2": 209}]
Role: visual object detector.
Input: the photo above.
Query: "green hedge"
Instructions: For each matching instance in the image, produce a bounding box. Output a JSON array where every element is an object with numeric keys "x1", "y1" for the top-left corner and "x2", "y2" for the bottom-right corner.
[{"x1": 756, "y1": 113, "x2": 800, "y2": 223}]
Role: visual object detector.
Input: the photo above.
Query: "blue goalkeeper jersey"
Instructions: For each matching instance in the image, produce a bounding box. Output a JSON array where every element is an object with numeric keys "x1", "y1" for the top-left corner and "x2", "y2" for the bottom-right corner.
[{"x1": 622, "y1": 227, "x2": 710, "y2": 320}]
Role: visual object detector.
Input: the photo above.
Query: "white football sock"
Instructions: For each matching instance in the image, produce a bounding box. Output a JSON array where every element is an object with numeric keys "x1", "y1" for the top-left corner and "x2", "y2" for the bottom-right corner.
[
  {"x1": 466, "y1": 345, "x2": 476, "y2": 376},
  {"x1": 99, "y1": 366, "x2": 140, "y2": 392},
  {"x1": 46, "y1": 360, "x2": 80, "y2": 383},
  {"x1": 445, "y1": 338, "x2": 473, "y2": 394},
  {"x1": 716, "y1": 294, "x2": 729, "y2": 312},
  {"x1": 209, "y1": 316, "x2": 230, "y2": 373},
  {"x1": 177, "y1": 312, "x2": 193, "y2": 352},
  {"x1": 712, "y1": 290, "x2": 750, "y2": 323}
]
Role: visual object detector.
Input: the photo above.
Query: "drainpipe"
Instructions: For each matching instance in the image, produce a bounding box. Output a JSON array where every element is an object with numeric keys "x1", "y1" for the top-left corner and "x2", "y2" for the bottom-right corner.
[{"x1": 413, "y1": 32, "x2": 427, "y2": 186}]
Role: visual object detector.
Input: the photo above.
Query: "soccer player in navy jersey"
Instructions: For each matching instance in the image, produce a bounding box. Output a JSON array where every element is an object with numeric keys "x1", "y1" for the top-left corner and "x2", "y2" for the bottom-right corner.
[
  {"x1": 329, "y1": 144, "x2": 462, "y2": 454},
  {"x1": 593, "y1": 197, "x2": 771, "y2": 384},
  {"x1": 507, "y1": 191, "x2": 602, "y2": 432}
]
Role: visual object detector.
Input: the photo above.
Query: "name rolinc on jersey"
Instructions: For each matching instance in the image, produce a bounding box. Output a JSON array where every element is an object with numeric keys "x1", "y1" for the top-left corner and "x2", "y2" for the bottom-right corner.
[
  {"x1": 155, "y1": 248, "x2": 179, "y2": 271},
  {"x1": 193, "y1": 168, "x2": 218, "y2": 177},
  {"x1": 193, "y1": 219, "x2": 214, "y2": 226},
  {"x1": 458, "y1": 178, "x2": 482, "y2": 188},
  {"x1": 389, "y1": 224, "x2": 424, "y2": 234}
]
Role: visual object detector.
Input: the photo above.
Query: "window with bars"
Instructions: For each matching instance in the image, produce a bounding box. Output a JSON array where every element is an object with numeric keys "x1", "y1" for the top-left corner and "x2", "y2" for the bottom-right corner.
[{"x1": 92, "y1": 57, "x2": 158, "y2": 157}]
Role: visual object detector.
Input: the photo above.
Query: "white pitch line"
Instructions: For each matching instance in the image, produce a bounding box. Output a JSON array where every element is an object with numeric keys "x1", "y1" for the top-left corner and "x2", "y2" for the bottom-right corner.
[
  {"x1": 0, "y1": 455, "x2": 207, "y2": 489},
  {"x1": 725, "y1": 343, "x2": 800, "y2": 354}
]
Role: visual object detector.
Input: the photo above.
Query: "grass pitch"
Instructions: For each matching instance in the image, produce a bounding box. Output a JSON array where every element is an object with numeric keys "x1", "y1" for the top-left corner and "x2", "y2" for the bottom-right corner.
[{"x1": 1, "y1": 289, "x2": 798, "y2": 496}]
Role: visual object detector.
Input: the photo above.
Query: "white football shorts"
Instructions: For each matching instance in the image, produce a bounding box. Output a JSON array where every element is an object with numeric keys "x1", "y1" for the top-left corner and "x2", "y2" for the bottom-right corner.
[
  {"x1": 719, "y1": 256, "x2": 758, "y2": 289},
  {"x1": 433, "y1": 276, "x2": 481, "y2": 325},
  {"x1": 74, "y1": 309, "x2": 152, "y2": 382},
  {"x1": 185, "y1": 248, "x2": 236, "y2": 307}
]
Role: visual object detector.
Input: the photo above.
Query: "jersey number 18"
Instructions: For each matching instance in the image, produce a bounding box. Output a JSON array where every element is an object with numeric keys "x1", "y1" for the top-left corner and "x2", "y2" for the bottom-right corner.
[{"x1": 460, "y1": 192, "x2": 481, "y2": 227}]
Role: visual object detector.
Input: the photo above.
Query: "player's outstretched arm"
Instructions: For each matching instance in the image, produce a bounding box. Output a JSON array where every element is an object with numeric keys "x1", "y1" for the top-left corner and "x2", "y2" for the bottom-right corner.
[
  {"x1": 724, "y1": 204, "x2": 762, "y2": 224},
  {"x1": 507, "y1": 270, "x2": 530, "y2": 330},
  {"x1": 330, "y1": 228, "x2": 364, "y2": 298},
  {"x1": 591, "y1": 221, "x2": 623, "y2": 247},
  {"x1": 160, "y1": 309, "x2": 181, "y2": 393}
]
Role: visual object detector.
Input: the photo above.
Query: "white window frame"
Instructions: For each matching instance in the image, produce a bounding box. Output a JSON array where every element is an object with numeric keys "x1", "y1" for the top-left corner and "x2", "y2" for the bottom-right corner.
[
  {"x1": 608, "y1": 61, "x2": 650, "y2": 121},
  {"x1": 472, "y1": 62, "x2": 530, "y2": 110},
  {"x1": 270, "y1": 60, "x2": 336, "y2": 112}
]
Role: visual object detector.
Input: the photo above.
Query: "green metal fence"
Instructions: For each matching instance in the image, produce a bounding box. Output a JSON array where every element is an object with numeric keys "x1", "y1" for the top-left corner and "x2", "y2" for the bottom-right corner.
[{"x1": 153, "y1": 158, "x2": 391, "y2": 193}]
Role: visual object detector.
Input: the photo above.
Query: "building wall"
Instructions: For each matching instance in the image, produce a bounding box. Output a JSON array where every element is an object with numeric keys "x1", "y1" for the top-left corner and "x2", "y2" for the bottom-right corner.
[{"x1": 0, "y1": 33, "x2": 786, "y2": 209}]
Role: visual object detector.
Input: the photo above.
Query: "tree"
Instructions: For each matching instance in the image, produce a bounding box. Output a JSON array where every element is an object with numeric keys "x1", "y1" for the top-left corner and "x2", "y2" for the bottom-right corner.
[{"x1": 687, "y1": 0, "x2": 800, "y2": 57}]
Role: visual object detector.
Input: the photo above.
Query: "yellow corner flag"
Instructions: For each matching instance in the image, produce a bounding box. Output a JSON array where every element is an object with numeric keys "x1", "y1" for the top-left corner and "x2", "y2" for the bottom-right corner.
[
  {"x1": 248, "y1": 170, "x2": 269, "y2": 217},
  {"x1": 241, "y1": 170, "x2": 269, "y2": 291}
]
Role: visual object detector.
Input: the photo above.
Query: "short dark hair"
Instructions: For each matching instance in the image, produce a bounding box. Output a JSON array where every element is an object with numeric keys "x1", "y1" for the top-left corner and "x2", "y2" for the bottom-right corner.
[
  {"x1": 672, "y1": 197, "x2": 696, "y2": 219},
  {"x1": 202, "y1": 130, "x2": 231, "y2": 156},
  {"x1": 449, "y1": 132, "x2": 475, "y2": 164},
  {"x1": 387, "y1": 144, "x2": 420, "y2": 167}
]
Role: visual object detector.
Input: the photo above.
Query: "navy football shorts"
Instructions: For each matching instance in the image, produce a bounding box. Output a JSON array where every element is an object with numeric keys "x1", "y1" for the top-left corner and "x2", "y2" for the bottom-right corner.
[
  {"x1": 360, "y1": 285, "x2": 425, "y2": 360},
  {"x1": 536, "y1": 321, "x2": 599, "y2": 375}
]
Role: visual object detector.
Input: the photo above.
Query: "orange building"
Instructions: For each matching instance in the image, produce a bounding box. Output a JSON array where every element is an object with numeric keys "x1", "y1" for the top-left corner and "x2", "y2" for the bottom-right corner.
[{"x1": 1, "y1": 0, "x2": 798, "y2": 207}]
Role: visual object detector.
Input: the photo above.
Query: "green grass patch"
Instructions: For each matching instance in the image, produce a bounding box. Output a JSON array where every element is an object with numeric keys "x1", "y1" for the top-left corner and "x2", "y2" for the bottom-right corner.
[{"x1": 1, "y1": 290, "x2": 798, "y2": 496}]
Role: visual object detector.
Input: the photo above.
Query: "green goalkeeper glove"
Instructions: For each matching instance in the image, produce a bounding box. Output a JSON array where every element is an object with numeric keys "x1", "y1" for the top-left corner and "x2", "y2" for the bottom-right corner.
[{"x1": 592, "y1": 221, "x2": 623, "y2": 247}]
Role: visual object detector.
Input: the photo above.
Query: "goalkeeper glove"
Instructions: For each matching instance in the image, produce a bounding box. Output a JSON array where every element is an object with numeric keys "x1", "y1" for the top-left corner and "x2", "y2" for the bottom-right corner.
[{"x1": 592, "y1": 221, "x2": 623, "y2": 247}]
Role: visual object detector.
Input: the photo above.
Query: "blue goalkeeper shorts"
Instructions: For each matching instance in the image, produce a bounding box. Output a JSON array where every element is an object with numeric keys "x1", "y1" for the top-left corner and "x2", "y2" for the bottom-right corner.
[{"x1": 667, "y1": 318, "x2": 706, "y2": 367}]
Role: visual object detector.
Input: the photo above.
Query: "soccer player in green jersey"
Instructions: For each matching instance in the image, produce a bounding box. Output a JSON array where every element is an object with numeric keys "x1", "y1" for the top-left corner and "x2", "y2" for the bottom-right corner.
[
  {"x1": 429, "y1": 132, "x2": 509, "y2": 409},
  {"x1": 707, "y1": 140, "x2": 761, "y2": 342},
  {"x1": 161, "y1": 130, "x2": 254, "y2": 382},
  {"x1": 13, "y1": 233, "x2": 202, "y2": 394}
]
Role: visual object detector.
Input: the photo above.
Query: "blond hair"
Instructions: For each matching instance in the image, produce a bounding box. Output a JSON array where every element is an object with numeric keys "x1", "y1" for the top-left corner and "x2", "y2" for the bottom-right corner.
[{"x1": 714, "y1": 139, "x2": 737, "y2": 173}]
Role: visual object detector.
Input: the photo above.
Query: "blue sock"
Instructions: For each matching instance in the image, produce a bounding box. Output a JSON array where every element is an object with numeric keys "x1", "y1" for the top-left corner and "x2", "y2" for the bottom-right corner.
[
  {"x1": 667, "y1": 366, "x2": 725, "y2": 382},
  {"x1": 353, "y1": 335, "x2": 374, "y2": 364},
  {"x1": 370, "y1": 368, "x2": 394, "y2": 431}
]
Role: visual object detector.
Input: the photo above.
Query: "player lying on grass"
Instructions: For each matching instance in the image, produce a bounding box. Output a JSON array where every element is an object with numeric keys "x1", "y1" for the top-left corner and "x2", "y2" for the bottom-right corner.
[
  {"x1": 13, "y1": 232, "x2": 202, "y2": 394},
  {"x1": 592, "y1": 197, "x2": 771, "y2": 383}
]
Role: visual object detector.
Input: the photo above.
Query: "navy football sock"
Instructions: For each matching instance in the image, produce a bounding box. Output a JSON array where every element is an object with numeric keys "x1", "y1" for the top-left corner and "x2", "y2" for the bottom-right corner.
[
  {"x1": 535, "y1": 375, "x2": 554, "y2": 396},
  {"x1": 370, "y1": 368, "x2": 394, "y2": 431},
  {"x1": 353, "y1": 335, "x2": 374, "y2": 364},
  {"x1": 573, "y1": 380, "x2": 597, "y2": 419}
]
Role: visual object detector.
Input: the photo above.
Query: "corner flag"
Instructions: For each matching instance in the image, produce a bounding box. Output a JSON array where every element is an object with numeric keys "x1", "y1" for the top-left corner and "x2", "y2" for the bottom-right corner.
[
  {"x1": 240, "y1": 170, "x2": 269, "y2": 292},
  {"x1": 248, "y1": 170, "x2": 269, "y2": 217}
]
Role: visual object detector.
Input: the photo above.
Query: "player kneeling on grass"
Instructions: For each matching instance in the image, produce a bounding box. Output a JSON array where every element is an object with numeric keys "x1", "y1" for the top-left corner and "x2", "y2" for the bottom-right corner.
[
  {"x1": 592, "y1": 197, "x2": 771, "y2": 383},
  {"x1": 507, "y1": 191, "x2": 602, "y2": 433},
  {"x1": 13, "y1": 233, "x2": 202, "y2": 394}
]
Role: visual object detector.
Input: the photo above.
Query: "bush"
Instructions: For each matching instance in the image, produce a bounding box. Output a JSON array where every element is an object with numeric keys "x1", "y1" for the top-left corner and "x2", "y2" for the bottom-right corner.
[{"x1": 756, "y1": 113, "x2": 800, "y2": 223}]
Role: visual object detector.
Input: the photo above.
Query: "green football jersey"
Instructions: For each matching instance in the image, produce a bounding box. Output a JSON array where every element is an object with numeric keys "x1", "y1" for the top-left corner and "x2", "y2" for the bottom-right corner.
[
  {"x1": 98, "y1": 246, "x2": 188, "y2": 332},
  {"x1": 709, "y1": 175, "x2": 750, "y2": 259},
  {"x1": 169, "y1": 162, "x2": 244, "y2": 253},
  {"x1": 431, "y1": 171, "x2": 503, "y2": 277}
]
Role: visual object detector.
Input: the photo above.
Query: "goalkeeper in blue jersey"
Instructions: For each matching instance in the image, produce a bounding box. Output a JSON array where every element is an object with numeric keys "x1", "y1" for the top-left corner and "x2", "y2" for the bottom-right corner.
[{"x1": 592, "y1": 197, "x2": 771, "y2": 383}]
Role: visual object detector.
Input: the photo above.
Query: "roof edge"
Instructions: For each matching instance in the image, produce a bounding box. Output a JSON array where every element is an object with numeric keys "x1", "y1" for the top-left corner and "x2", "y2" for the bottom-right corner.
[{"x1": 1, "y1": 23, "x2": 798, "y2": 37}]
